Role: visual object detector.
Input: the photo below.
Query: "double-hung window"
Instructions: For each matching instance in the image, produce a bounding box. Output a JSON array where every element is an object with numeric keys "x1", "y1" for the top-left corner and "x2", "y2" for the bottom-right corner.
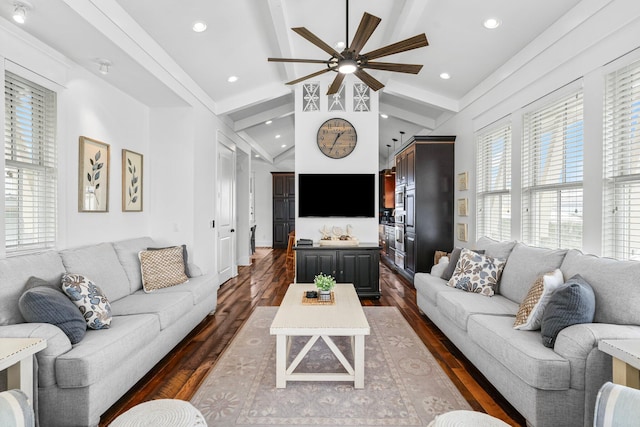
[
  {"x1": 603, "y1": 58, "x2": 640, "y2": 260},
  {"x1": 4, "y1": 71, "x2": 57, "y2": 255},
  {"x1": 522, "y1": 89, "x2": 584, "y2": 249},
  {"x1": 476, "y1": 122, "x2": 511, "y2": 241}
]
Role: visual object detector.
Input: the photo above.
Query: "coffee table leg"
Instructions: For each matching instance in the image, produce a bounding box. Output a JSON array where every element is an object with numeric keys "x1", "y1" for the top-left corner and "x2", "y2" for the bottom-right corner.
[
  {"x1": 354, "y1": 335, "x2": 365, "y2": 389},
  {"x1": 276, "y1": 334, "x2": 287, "y2": 388}
]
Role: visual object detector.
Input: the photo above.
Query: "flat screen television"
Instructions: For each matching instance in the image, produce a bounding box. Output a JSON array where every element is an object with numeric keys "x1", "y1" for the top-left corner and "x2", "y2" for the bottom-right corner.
[{"x1": 298, "y1": 173, "x2": 375, "y2": 218}]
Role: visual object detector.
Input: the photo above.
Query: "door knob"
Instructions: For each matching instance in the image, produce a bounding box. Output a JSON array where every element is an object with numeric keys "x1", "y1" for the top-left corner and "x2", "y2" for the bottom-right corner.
[{"x1": 231, "y1": 229, "x2": 235, "y2": 232}]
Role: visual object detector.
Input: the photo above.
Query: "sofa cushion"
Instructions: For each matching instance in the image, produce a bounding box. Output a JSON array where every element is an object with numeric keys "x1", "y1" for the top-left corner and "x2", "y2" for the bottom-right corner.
[
  {"x1": 467, "y1": 314, "x2": 571, "y2": 390},
  {"x1": 18, "y1": 286, "x2": 87, "y2": 344},
  {"x1": 109, "y1": 290, "x2": 194, "y2": 330},
  {"x1": 61, "y1": 274, "x2": 112, "y2": 330},
  {"x1": 414, "y1": 272, "x2": 461, "y2": 305},
  {"x1": 447, "y1": 249, "x2": 506, "y2": 296},
  {"x1": 141, "y1": 274, "x2": 218, "y2": 306},
  {"x1": 541, "y1": 274, "x2": 596, "y2": 348},
  {"x1": 560, "y1": 249, "x2": 640, "y2": 325},
  {"x1": 139, "y1": 247, "x2": 189, "y2": 292},
  {"x1": 0, "y1": 251, "x2": 66, "y2": 325},
  {"x1": 55, "y1": 313, "x2": 160, "y2": 388},
  {"x1": 437, "y1": 291, "x2": 518, "y2": 331},
  {"x1": 514, "y1": 269, "x2": 564, "y2": 330},
  {"x1": 441, "y1": 247, "x2": 485, "y2": 281},
  {"x1": 59, "y1": 243, "x2": 131, "y2": 302},
  {"x1": 475, "y1": 236, "x2": 517, "y2": 260},
  {"x1": 112, "y1": 237, "x2": 156, "y2": 293},
  {"x1": 499, "y1": 243, "x2": 568, "y2": 303}
]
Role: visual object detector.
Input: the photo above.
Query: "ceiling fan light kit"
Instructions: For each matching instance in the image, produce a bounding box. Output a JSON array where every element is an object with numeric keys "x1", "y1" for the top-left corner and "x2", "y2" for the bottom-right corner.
[{"x1": 268, "y1": 0, "x2": 428, "y2": 95}]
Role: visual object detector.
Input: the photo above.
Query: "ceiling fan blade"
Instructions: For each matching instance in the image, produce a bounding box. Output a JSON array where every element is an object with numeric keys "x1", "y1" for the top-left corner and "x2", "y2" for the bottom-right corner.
[
  {"x1": 362, "y1": 62, "x2": 423, "y2": 74},
  {"x1": 327, "y1": 73, "x2": 346, "y2": 95},
  {"x1": 349, "y1": 12, "x2": 381, "y2": 55},
  {"x1": 286, "y1": 68, "x2": 332, "y2": 86},
  {"x1": 292, "y1": 27, "x2": 344, "y2": 58},
  {"x1": 361, "y1": 33, "x2": 428, "y2": 61},
  {"x1": 268, "y1": 58, "x2": 331, "y2": 64},
  {"x1": 354, "y1": 69, "x2": 385, "y2": 91}
]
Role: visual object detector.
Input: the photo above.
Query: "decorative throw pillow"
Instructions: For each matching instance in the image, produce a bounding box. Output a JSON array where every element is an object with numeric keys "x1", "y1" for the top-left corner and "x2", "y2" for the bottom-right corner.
[
  {"x1": 430, "y1": 257, "x2": 449, "y2": 278},
  {"x1": 440, "y1": 247, "x2": 486, "y2": 281},
  {"x1": 147, "y1": 244, "x2": 191, "y2": 277},
  {"x1": 540, "y1": 274, "x2": 596, "y2": 348},
  {"x1": 446, "y1": 248, "x2": 506, "y2": 296},
  {"x1": 61, "y1": 273, "x2": 112, "y2": 330},
  {"x1": 513, "y1": 269, "x2": 564, "y2": 330},
  {"x1": 18, "y1": 284, "x2": 87, "y2": 344},
  {"x1": 139, "y1": 246, "x2": 189, "y2": 292}
]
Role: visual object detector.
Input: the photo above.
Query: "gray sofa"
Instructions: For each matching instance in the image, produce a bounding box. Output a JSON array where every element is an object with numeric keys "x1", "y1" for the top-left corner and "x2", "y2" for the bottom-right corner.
[
  {"x1": 0, "y1": 237, "x2": 219, "y2": 427},
  {"x1": 414, "y1": 237, "x2": 640, "y2": 427}
]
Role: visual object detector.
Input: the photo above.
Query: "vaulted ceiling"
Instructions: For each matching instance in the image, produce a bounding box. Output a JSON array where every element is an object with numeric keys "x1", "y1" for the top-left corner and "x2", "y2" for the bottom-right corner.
[{"x1": 0, "y1": 0, "x2": 583, "y2": 164}]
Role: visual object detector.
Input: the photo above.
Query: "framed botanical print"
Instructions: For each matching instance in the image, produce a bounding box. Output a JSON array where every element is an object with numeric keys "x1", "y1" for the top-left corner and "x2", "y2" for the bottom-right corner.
[
  {"x1": 122, "y1": 149, "x2": 143, "y2": 212},
  {"x1": 456, "y1": 223, "x2": 468, "y2": 242},
  {"x1": 78, "y1": 136, "x2": 110, "y2": 212},
  {"x1": 457, "y1": 172, "x2": 469, "y2": 191},
  {"x1": 457, "y1": 198, "x2": 469, "y2": 216}
]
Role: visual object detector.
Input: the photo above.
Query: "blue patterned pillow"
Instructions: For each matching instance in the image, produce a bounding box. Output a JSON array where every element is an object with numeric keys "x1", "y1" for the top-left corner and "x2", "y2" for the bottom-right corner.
[
  {"x1": 61, "y1": 273, "x2": 112, "y2": 330},
  {"x1": 447, "y1": 248, "x2": 506, "y2": 296}
]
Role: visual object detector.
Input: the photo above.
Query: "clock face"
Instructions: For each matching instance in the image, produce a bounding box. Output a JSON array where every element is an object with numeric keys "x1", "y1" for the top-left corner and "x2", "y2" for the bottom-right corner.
[{"x1": 316, "y1": 118, "x2": 357, "y2": 159}]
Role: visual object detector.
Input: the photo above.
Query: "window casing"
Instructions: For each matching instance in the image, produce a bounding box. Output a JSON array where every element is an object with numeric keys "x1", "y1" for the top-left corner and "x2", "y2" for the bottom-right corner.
[
  {"x1": 476, "y1": 123, "x2": 511, "y2": 241},
  {"x1": 522, "y1": 89, "x2": 584, "y2": 250},
  {"x1": 4, "y1": 71, "x2": 57, "y2": 255},
  {"x1": 603, "y1": 58, "x2": 640, "y2": 260}
]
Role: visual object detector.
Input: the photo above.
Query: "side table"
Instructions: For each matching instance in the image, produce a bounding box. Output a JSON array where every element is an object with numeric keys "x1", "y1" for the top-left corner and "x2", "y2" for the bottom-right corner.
[
  {"x1": 598, "y1": 339, "x2": 640, "y2": 388},
  {"x1": 0, "y1": 338, "x2": 47, "y2": 403}
]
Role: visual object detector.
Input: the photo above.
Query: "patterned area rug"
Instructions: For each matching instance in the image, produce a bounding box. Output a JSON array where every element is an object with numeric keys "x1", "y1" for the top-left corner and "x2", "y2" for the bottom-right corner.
[{"x1": 191, "y1": 306, "x2": 471, "y2": 426}]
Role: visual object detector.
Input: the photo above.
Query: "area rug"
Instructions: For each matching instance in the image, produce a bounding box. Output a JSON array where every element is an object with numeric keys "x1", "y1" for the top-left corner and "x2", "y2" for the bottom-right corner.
[{"x1": 191, "y1": 306, "x2": 471, "y2": 426}]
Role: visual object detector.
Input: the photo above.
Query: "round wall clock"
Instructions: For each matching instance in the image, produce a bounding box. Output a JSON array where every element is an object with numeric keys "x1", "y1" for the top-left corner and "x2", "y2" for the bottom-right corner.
[{"x1": 316, "y1": 118, "x2": 358, "y2": 159}]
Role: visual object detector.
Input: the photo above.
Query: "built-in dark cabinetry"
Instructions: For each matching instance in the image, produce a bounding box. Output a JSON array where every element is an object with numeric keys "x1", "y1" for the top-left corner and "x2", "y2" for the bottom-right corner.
[
  {"x1": 272, "y1": 172, "x2": 295, "y2": 249},
  {"x1": 395, "y1": 136, "x2": 455, "y2": 279},
  {"x1": 295, "y1": 244, "x2": 381, "y2": 298}
]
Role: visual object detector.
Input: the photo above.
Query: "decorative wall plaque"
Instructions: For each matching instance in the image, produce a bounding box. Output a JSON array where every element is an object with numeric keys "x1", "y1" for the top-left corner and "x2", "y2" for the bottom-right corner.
[
  {"x1": 328, "y1": 84, "x2": 345, "y2": 111},
  {"x1": 353, "y1": 83, "x2": 370, "y2": 112},
  {"x1": 302, "y1": 82, "x2": 320, "y2": 112}
]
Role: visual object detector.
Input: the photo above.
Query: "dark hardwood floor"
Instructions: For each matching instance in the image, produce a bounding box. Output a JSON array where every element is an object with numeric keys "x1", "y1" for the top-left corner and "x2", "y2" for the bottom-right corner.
[{"x1": 99, "y1": 248, "x2": 526, "y2": 426}]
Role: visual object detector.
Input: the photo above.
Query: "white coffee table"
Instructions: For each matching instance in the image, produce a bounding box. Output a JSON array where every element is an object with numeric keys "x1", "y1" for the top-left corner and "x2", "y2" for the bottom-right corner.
[{"x1": 270, "y1": 283, "x2": 370, "y2": 389}]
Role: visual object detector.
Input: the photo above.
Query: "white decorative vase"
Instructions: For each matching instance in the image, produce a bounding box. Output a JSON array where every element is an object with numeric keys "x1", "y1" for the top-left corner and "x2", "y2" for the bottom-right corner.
[{"x1": 318, "y1": 289, "x2": 331, "y2": 301}]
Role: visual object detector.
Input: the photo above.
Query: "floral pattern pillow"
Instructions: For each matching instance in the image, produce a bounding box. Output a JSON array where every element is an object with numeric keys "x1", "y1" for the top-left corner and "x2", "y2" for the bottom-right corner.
[
  {"x1": 446, "y1": 248, "x2": 506, "y2": 296},
  {"x1": 61, "y1": 273, "x2": 112, "y2": 329}
]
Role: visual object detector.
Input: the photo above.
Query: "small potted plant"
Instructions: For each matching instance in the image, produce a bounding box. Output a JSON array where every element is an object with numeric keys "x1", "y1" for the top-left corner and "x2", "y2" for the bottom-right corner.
[{"x1": 314, "y1": 273, "x2": 336, "y2": 301}]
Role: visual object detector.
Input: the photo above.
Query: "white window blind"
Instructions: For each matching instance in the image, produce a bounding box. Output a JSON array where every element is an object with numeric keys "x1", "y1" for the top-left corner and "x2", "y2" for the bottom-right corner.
[
  {"x1": 603, "y1": 58, "x2": 640, "y2": 260},
  {"x1": 476, "y1": 123, "x2": 511, "y2": 241},
  {"x1": 4, "y1": 71, "x2": 57, "y2": 255},
  {"x1": 522, "y1": 89, "x2": 584, "y2": 250}
]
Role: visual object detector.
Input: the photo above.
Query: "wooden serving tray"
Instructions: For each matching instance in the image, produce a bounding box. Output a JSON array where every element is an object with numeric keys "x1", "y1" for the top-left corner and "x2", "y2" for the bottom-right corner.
[{"x1": 301, "y1": 291, "x2": 335, "y2": 305}]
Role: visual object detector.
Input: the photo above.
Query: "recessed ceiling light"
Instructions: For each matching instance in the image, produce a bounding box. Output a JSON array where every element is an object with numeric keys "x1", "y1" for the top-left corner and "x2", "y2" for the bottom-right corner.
[
  {"x1": 275, "y1": 134, "x2": 281, "y2": 139},
  {"x1": 483, "y1": 18, "x2": 501, "y2": 29},
  {"x1": 440, "y1": 72, "x2": 451, "y2": 80},
  {"x1": 254, "y1": 154, "x2": 260, "y2": 158},
  {"x1": 380, "y1": 114, "x2": 388, "y2": 119},
  {"x1": 192, "y1": 21, "x2": 207, "y2": 32},
  {"x1": 12, "y1": 1, "x2": 31, "y2": 24},
  {"x1": 265, "y1": 120, "x2": 272, "y2": 125},
  {"x1": 227, "y1": 75, "x2": 238, "y2": 83},
  {"x1": 281, "y1": 144, "x2": 287, "y2": 148}
]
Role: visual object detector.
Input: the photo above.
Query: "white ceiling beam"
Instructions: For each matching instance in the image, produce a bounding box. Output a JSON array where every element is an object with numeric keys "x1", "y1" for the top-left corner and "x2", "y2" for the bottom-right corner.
[
  {"x1": 62, "y1": 0, "x2": 218, "y2": 113},
  {"x1": 380, "y1": 103, "x2": 436, "y2": 130},
  {"x1": 233, "y1": 104, "x2": 294, "y2": 132},
  {"x1": 237, "y1": 131, "x2": 274, "y2": 164},
  {"x1": 267, "y1": 0, "x2": 296, "y2": 82},
  {"x1": 274, "y1": 145, "x2": 295, "y2": 163},
  {"x1": 384, "y1": 80, "x2": 460, "y2": 113},
  {"x1": 215, "y1": 82, "x2": 292, "y2": 116}
]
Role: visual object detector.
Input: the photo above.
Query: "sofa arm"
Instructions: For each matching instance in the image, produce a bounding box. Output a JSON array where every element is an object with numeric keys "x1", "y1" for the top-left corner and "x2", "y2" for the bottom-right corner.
[
  {"x1": 0, "y1": 323, "x2": 72, "y2": 387},
  {"x1": 554, "y1": 323, "x2": 640, "y2": 390}
]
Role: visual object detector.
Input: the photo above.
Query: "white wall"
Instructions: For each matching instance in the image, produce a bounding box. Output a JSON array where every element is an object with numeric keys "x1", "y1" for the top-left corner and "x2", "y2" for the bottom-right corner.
[
  {"x1": 1, "y1": 21, "x2": 152, "y2": 253},
  {"x1": 294, "y1": 74, "x2": 380, "y2": 243},
  {"x1": 430, "y1": 0, "x2": 640, "y2": 255}
]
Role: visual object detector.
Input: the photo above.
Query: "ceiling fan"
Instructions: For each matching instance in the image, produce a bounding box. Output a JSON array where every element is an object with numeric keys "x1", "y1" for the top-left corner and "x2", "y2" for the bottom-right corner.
[{"x1": 268, "y1": 0, "x2": 428, "y2": 95}]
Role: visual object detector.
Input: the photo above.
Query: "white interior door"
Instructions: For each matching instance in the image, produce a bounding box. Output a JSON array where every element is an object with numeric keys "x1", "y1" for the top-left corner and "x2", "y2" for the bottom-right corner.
[{"x1": 217, "y1": 139, "x2": 236, "y2": 285}]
